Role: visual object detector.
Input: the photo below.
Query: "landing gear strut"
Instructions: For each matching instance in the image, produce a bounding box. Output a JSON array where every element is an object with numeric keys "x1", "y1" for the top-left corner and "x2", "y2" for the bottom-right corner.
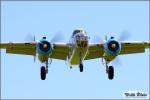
[
  {"x1": 46, "y1": 61, "x2": 48, "y2": 74},
  {"x1": 79, "y1": 59, "x2": 83, "y2": 72},
  {"x1": 40, "y1": 60, "x2": 49, "y2": 80},
  {"x1": 102, "y1": 57, "x2": 114, "y2": 80}
]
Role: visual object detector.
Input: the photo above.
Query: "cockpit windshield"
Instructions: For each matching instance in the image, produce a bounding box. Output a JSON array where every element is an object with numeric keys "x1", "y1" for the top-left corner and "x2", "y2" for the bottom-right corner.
[
  {"x1": 73, "y1": 30, "x2": 81, "y2": 36},
  {"x1": 72, "y1": 29, "x2": 87, "y2": 37}
]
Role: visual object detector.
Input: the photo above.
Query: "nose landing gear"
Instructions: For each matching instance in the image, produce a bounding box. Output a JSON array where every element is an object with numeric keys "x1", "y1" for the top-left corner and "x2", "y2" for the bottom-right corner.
[
  {"x1": 79, "y1": 59, "x2": 84, "y2": 72},
  {"x1": 79, "y1": 63, "x2": 83, "y2": 72}
]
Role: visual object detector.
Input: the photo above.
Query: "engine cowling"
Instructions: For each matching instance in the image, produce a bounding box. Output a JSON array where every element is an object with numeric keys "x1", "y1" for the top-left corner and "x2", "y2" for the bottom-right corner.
[
  {"x1": 104, "y1": 38, "x2": 121, "y2": 61},
  {"x1": 36, "y1": 39, "x2": 53, "y2": 62}
]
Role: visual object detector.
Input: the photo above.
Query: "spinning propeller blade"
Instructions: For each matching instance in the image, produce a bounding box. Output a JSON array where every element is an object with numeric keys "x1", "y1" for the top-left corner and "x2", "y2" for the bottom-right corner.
[
  {"x1": 51, "y1": 31, "x2": 65, "y2": 43},
  {"x1": 24, "y1": 33, "x2": 36, "y2": 62},
  {"x1": 90, "y1": 34, "x2": 104, "y2": 43},
  {"x1": 24, "y1": 33, "x2": 35, "y2": 42},
  {"x1": 119, "y1": 30, "x2": 130, "y2": 41}
]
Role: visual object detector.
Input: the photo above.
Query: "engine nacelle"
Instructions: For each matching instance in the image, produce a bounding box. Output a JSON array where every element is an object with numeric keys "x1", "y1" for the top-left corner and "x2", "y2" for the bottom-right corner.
[
  {"x1": 104, "y1": 37, "x2": 121, "y2": 61},
  {"x1": 36, "y1": 37, "x2": 53, "y2": 62}
]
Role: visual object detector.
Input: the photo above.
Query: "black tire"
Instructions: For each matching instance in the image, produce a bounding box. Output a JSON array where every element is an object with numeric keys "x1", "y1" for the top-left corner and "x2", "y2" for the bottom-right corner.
[
  {"x1": 79, "y1": 63, "x2": 83, "y2": 72},
  {"x1": 41, "y1": 66, "x2": 46, "y2": 80},
  {"x1": 108, "y1": 66, "x2": 114, "y2": 80}
]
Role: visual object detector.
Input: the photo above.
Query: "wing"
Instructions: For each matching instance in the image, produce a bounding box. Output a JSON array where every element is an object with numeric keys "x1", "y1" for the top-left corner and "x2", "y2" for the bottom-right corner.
[
  {"x1": 1, "y1": 41, "x2": 149, "y2": 60},
  {"x1": 85, "y1": 43, "x2": 104, "y2": 60},
  {"x1": 120, "y1": 41, "x2": 150, "y2": 55},
  {"x1": 50, "y1": 43, "x2": 70, "y2": 60},
  {"x1": 0, "y1": 42, "x2": 70, "y2": 60},
  {"x1": 0, "y1": 42, "x2": 36, "y2": 55},
  {"x1": 84, "y1": 41, "x2": 150, "y2": 60}
]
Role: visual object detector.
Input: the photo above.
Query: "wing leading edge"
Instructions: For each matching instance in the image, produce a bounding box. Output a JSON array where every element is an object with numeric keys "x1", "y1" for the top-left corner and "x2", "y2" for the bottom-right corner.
[
  {"x1": 0, "y1": 42, "x2": 70, "y2": 60},
  {"x1": 0, "y1": 42, "x2": 36, "y2": 55},
  {"x1": 0, "y1": 41, "x2": 149, "y2": 60},
  {"x1": 50, "y1": 43, "x2": 70, "y2": 60},
  {"x1": 85, "y1": 43, "x2": 104, "y2": 60},
  {"x1": 84, "y1": 41, "x2": 150, "y2": 60},
  {"x1": 120, "y1": 41, "x2": 150, "y2": 55}
]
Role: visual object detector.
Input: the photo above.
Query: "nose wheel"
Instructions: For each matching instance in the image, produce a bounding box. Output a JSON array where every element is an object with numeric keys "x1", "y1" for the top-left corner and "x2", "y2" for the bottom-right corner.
[{"x1": 79, "y1": 63, "x2": 83, "y2": 72}]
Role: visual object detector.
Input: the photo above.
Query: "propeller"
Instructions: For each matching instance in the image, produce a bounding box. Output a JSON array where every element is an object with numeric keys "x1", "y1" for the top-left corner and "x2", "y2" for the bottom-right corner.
[
  {"x1": 51, "y1": 31, "x2": 65, "y2": 43},
  {"x1": 24, "y1": 32, "x2": 65, "y2": 62},
  {"x1": 24, "y1": 33, "x2": 36, "y2": 62},
  {"x1": 119, "y1": 30, "x2": 131, "y2": 41},
  {"x1": 90, "y1": 33, "x2": 104, "y2": 44},
  {"x1": 91, "y1": 31, "x2": 131, "y2": 68},
  {"x1": 105, "y1": 35, "x2": 108, "y2": 41},
  {"x1": 110, "y1": 30, "x2": 131, "y2": 67},
  {"x1": 24, "y1": 33, "x2": 35, "y2": 42}
]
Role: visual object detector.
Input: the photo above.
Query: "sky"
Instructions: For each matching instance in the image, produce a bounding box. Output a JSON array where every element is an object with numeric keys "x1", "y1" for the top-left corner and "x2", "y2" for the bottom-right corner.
[{"x1": 1, "y1": 1, "x2": 149, "y2": 99}]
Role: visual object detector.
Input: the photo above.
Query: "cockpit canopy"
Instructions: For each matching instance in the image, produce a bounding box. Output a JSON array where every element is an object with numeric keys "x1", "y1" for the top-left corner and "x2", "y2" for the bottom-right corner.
[{"x1": 72, "y1": 28, "x2": 87, "y2": 37}]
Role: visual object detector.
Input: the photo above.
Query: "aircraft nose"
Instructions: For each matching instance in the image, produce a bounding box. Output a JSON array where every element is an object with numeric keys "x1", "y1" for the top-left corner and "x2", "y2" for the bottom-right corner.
[
  {"x1": 75, "y1": 35, "x2": 88, "y2": 48},
  {"x1": 80, "y1": 37, "x2": 87, "y2": 41},
  {"x1": 76, "y1": 35, "x2": 87, "y2": 41}
]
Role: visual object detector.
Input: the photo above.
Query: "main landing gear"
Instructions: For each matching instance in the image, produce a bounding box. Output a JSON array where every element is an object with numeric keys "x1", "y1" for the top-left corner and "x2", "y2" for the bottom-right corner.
[
  {"x1": 106, "y1": 65, "x2": 114, "y2": 80},
  {"x1": 40, "y1": 61, "x2": 49, "y2": 80},
  {"x1": 102, "y1": 57, "x2": 114, "y2": 80},
  {"x1": 41, "y1": 66, "x2": 46, "y2": 80}
]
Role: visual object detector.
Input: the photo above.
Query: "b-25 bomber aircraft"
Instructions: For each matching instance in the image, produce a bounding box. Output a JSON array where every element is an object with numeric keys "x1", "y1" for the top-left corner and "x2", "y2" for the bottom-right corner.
[{"x1": 0, "y1": 28, "x2": 150, "y2": 80}]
